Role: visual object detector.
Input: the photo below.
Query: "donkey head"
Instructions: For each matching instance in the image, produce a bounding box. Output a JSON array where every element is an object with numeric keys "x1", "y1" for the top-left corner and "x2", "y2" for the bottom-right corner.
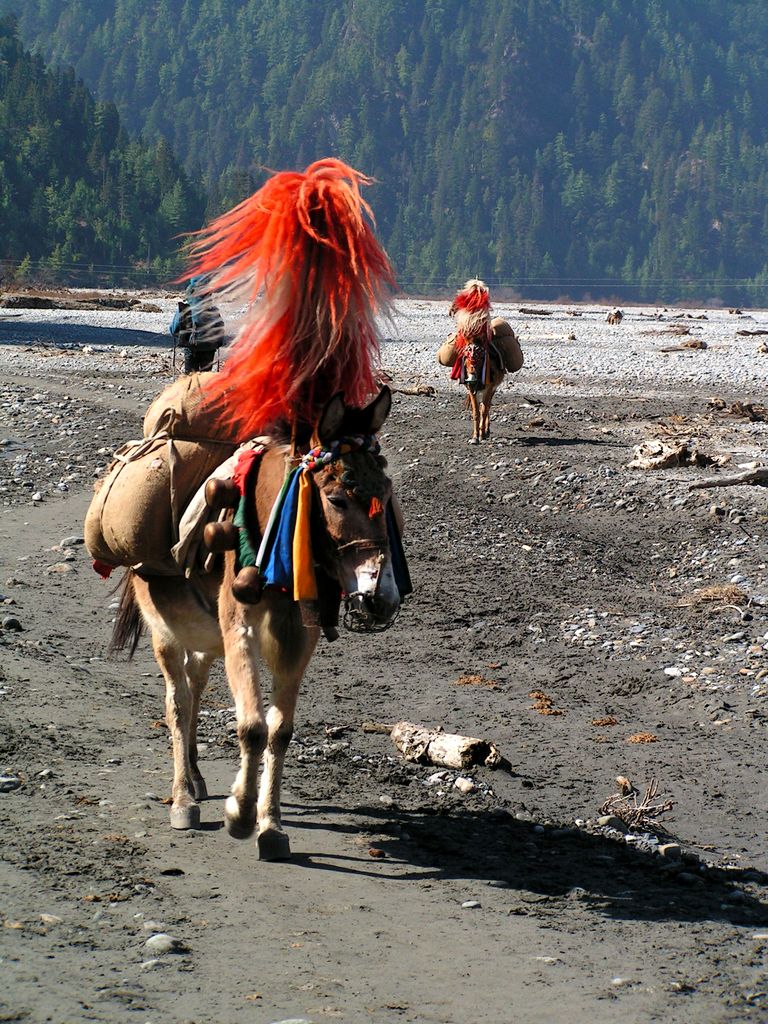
[{"x1": 311, "y1": 388, "x2": 400, "y2": 632}]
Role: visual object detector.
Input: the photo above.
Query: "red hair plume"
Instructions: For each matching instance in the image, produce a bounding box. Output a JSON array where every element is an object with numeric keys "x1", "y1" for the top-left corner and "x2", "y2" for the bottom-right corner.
[
  {"x1": 449, "y1": 278, "x2": 491, "y2": 350},
  {"x1": 186, "y1": 158, "x2": 395, "y2": 439}
]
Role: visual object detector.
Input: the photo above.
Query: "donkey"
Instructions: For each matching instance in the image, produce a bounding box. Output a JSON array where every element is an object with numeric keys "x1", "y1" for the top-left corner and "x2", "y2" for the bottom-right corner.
[
  {"x1": 461, "y1": 342, "x2": 506, "y2": 444},
  {"x1": 444, "y1": 279, "x2": 519, "y2": 444},
  {"x1": 112, "y1": 388, "x2": 403, "y2": 860}
]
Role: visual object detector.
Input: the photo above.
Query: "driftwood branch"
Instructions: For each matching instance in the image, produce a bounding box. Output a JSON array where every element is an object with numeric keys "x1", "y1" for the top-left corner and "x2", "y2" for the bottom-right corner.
[
  {"x1": 362, "y1": 720, "x2": 394, "y2": 735},
  {"x1": 600, "y1": 778, "x2": 674, "y2": 834},
  {"x1": 689, "y1": 467, "x2": 768, "y2": 490},
  {"x1": 390, "y1": 384, "x2": 436, "y2": 397},
  {"x1": 389, "y1": 721, "x2": 509, "y2": 770}
]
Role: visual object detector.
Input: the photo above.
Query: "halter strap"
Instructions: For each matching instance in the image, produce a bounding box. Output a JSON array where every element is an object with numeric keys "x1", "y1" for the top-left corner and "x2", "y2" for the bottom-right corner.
[{"x1": 301, "y1": 434, "x2": 381, "y2": 472}]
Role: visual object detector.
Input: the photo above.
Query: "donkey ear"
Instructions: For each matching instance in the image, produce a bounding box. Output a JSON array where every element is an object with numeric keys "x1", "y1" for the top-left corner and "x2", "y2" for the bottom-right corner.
[
  {"x1": 362, "y1": 386, "x2": 392, "y2": 434},
  {"x1": 316, "y1": 392, "x2": 346, "y2": 445}
]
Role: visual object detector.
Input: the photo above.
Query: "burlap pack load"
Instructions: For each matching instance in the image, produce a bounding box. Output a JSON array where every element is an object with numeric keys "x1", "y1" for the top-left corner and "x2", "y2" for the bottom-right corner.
[
  {"x1": 143, "y1": 371, "x2": 242, "y2": 442},
  {"x1": 84, "y1": 374, "x2": 238, "y2": 575},
  {"x1": 437, "y1": 334, "x2": 459, "y2": 367},
  {"x1": 437, "y1": 319, "x2": 524, "y2": 372},
  {"x1": 490, "y1": 317, "x2": 524, "y2": 372}
]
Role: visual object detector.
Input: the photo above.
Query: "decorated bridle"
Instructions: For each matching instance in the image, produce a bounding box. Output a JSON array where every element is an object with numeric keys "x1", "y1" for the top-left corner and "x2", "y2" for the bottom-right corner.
[
  {"x1": 221, "y1": 433, "x2": 407, "y2": 631},
  {"x1": 300, "y1": 435, "x2": 399, "y2": 633}
]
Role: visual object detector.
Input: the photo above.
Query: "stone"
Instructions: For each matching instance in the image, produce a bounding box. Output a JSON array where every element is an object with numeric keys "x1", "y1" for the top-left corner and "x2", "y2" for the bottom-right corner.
[
  {"x1": 0, "y1": 774, "x2": 22, "y2": 792},
  {"x1": 454, "y1": 776, "x2": 476, "y2": 794},
  {"x1": 597, "y1": 814, "x2": 628, "y2": 833},
  {"x1": 1, "y1": 616, "x2": 22, "y2": 631},
  {"x1": 658, "y1": 843, "x2": 682, "y2": 859},
  {"x1": 461, "y1": 900, "x2": 481, "y2": 909},
  {"x1": 144, "y1": 932, "x2": 186, "y2": 955}
]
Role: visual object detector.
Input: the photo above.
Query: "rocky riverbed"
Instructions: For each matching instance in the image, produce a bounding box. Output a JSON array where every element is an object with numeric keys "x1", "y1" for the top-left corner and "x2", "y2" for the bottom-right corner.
[{"x1": 1, "y1": 292, "x2": 767, "y2": 1023}]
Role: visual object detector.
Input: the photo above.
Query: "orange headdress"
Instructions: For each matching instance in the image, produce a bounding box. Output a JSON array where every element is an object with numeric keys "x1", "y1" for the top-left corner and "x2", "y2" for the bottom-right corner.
[
  {"x1": 449, "y1": 278, "x2": 491, "y2": 348},
  {"x1": 186, "y1": 158, "x2": 395, "y2": 439}
]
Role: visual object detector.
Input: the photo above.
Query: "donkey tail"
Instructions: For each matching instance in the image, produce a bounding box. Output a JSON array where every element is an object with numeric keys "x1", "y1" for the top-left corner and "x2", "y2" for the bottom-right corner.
[{"x1": 108, "y1": 569, "x2": 144, "y2": 659}]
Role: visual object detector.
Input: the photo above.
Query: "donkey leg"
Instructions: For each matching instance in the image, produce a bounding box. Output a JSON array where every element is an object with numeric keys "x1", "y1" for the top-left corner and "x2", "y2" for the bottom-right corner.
[
  {"x1": 221, "y1": 618, "x2": 267, "y2": 840},
  {"x1": 256, "y1": 601, "x2": 319, "y2": 860},
  {"x1": 481, "y1": 389, "x2": 492, "y2": 439},
  {"x1": 154, "y1": 636, "x2": 201, "y2": 830},
  {"x1": 467, "y1": 390, "x2": 480, "y2": 444},
  {"x1": 482, "y1": 378, "x2": 501, "y2": 439},
  {"x1": 185, "y1": 651, "x2": 214, "y2": 801}
]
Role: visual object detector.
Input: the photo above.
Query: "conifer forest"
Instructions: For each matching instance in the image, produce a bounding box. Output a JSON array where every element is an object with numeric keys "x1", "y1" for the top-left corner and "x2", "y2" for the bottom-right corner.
[{"x1": 2, "y1": 0, "x2": 768, "y2": 303}]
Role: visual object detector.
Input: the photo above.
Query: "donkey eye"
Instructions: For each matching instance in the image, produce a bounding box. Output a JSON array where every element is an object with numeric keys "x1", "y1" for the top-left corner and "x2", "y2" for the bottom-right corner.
[{"x1": 327, "y1": 494, "x2": 348, "y2": 510}]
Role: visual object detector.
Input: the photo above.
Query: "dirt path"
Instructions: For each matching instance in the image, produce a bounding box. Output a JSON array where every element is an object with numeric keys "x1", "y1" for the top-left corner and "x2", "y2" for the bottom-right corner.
[{"x1": 2, "y1": 334, "x2": 768, "y2": 1023}]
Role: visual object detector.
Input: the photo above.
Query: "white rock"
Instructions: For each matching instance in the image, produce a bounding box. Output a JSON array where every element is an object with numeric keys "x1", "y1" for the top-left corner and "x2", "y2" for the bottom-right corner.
[
  {"x1": 454, "y1": 776, "x2": 476, "y2": 794},
  {"x1": 144, "y1": 932, "x2": 184, "y2": 955}
]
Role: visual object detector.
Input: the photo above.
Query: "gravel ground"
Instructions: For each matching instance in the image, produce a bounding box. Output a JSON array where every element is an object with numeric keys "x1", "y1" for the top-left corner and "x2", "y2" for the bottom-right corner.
[{"x1": 1, "y1": 292, "x2": 767, "y2": 1024}]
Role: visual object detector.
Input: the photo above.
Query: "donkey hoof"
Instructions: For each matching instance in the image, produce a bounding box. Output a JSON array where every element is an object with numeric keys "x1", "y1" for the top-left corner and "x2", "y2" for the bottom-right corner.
[
  {"x1": 257, "y1": 827, "x2": 291, "y2": 861},
  {"x1": 170, "y1": 803, "x2": 201, "y2": 830},
  {"x1": 224, "y1": 797, "x2": 256, "y2": 839},
  {"x1": 191, "y1": 777, "x2": 208, "y2": 801},
  {"x1": 469, "y1": 437, "x2": 479, "y2": 445}
]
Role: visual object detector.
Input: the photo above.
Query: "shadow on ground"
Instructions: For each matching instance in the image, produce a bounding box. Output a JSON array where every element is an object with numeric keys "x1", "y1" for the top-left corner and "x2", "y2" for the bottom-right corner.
[
  {"x1": 283, "y1": 800, "x2": 768, "y2": 927},
  {"x1": 0, "y1": 320, "x2": 165, "y2": 348}
]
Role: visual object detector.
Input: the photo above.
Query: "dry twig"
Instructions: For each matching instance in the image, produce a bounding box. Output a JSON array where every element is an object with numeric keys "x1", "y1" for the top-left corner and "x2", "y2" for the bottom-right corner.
[
  {"x1": 600, "y1": 778, "x2": 675, "y2": 834},
  {"x1": 678, "y1": 583, "x2": 749, "y2": 608},
  {"x1": 689, "y1": 467, "x2": 768, "y2": 490}
]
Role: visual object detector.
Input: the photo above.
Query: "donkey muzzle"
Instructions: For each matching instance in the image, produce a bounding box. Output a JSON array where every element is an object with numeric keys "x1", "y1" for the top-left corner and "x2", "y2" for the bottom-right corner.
[{"x1": 343, "y1": 591, "x2": 400, "y2": 633}]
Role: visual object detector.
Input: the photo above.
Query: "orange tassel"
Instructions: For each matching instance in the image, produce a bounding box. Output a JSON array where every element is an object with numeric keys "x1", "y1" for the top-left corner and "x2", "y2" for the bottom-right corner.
[
  {"x1": 185, "y1": 159, "x2": 396, "y2": 440},
  {"x1": 369, "y1": 496, "x2": 384, "y2": 518}
]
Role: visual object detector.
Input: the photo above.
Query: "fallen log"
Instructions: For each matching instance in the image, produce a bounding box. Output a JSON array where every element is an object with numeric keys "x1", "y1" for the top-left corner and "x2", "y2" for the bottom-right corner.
[
  {"x1": 659, "y1": 339, "x2": 707, "y2": 352},
  {"x1": 689, "y1": 467, "x2": 768, "y2": 490},
  {"x1": 389, "y1": 720, "x2": 509, "y2": 771},
  {"x1": 391, "y1": 384, "x2": 436, "y2": 397},
  {"x1": 736, "y1": 329, "x2": 768, "y2": 337}
]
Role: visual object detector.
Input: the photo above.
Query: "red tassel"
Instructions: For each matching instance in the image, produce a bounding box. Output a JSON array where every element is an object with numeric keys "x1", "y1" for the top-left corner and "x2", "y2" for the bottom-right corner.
[
  {"x1": 92, "y1": 559, "x2": 114, "y2": 579},
  {"x1": 451, "y1": 278, "x2": 491, "y2": 347},
  {"x1": 369, "y1": 496, "x2": 384, "y2": 518},
  {"x1": 185, "y1": 159, "x2": 396, "y2": 440}
]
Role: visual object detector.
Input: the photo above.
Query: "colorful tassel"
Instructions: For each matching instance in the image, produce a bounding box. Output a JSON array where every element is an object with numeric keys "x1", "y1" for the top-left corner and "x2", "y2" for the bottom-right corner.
[
  {"x1": 293, "y1": 472, "x2": 318, "y2": 601},
  {"x1": 369, "y1": 495, "x2": 384, "y2": 518}
]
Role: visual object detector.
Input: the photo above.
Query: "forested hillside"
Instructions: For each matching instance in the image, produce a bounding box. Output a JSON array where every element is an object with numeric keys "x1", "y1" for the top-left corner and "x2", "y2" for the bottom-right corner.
[
  {"x1": 0, "y1": 16, "x2": 204, "y2": 285},
  {"x1": 3, "y1": 0, "x2": 768, "y2": 302}
]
